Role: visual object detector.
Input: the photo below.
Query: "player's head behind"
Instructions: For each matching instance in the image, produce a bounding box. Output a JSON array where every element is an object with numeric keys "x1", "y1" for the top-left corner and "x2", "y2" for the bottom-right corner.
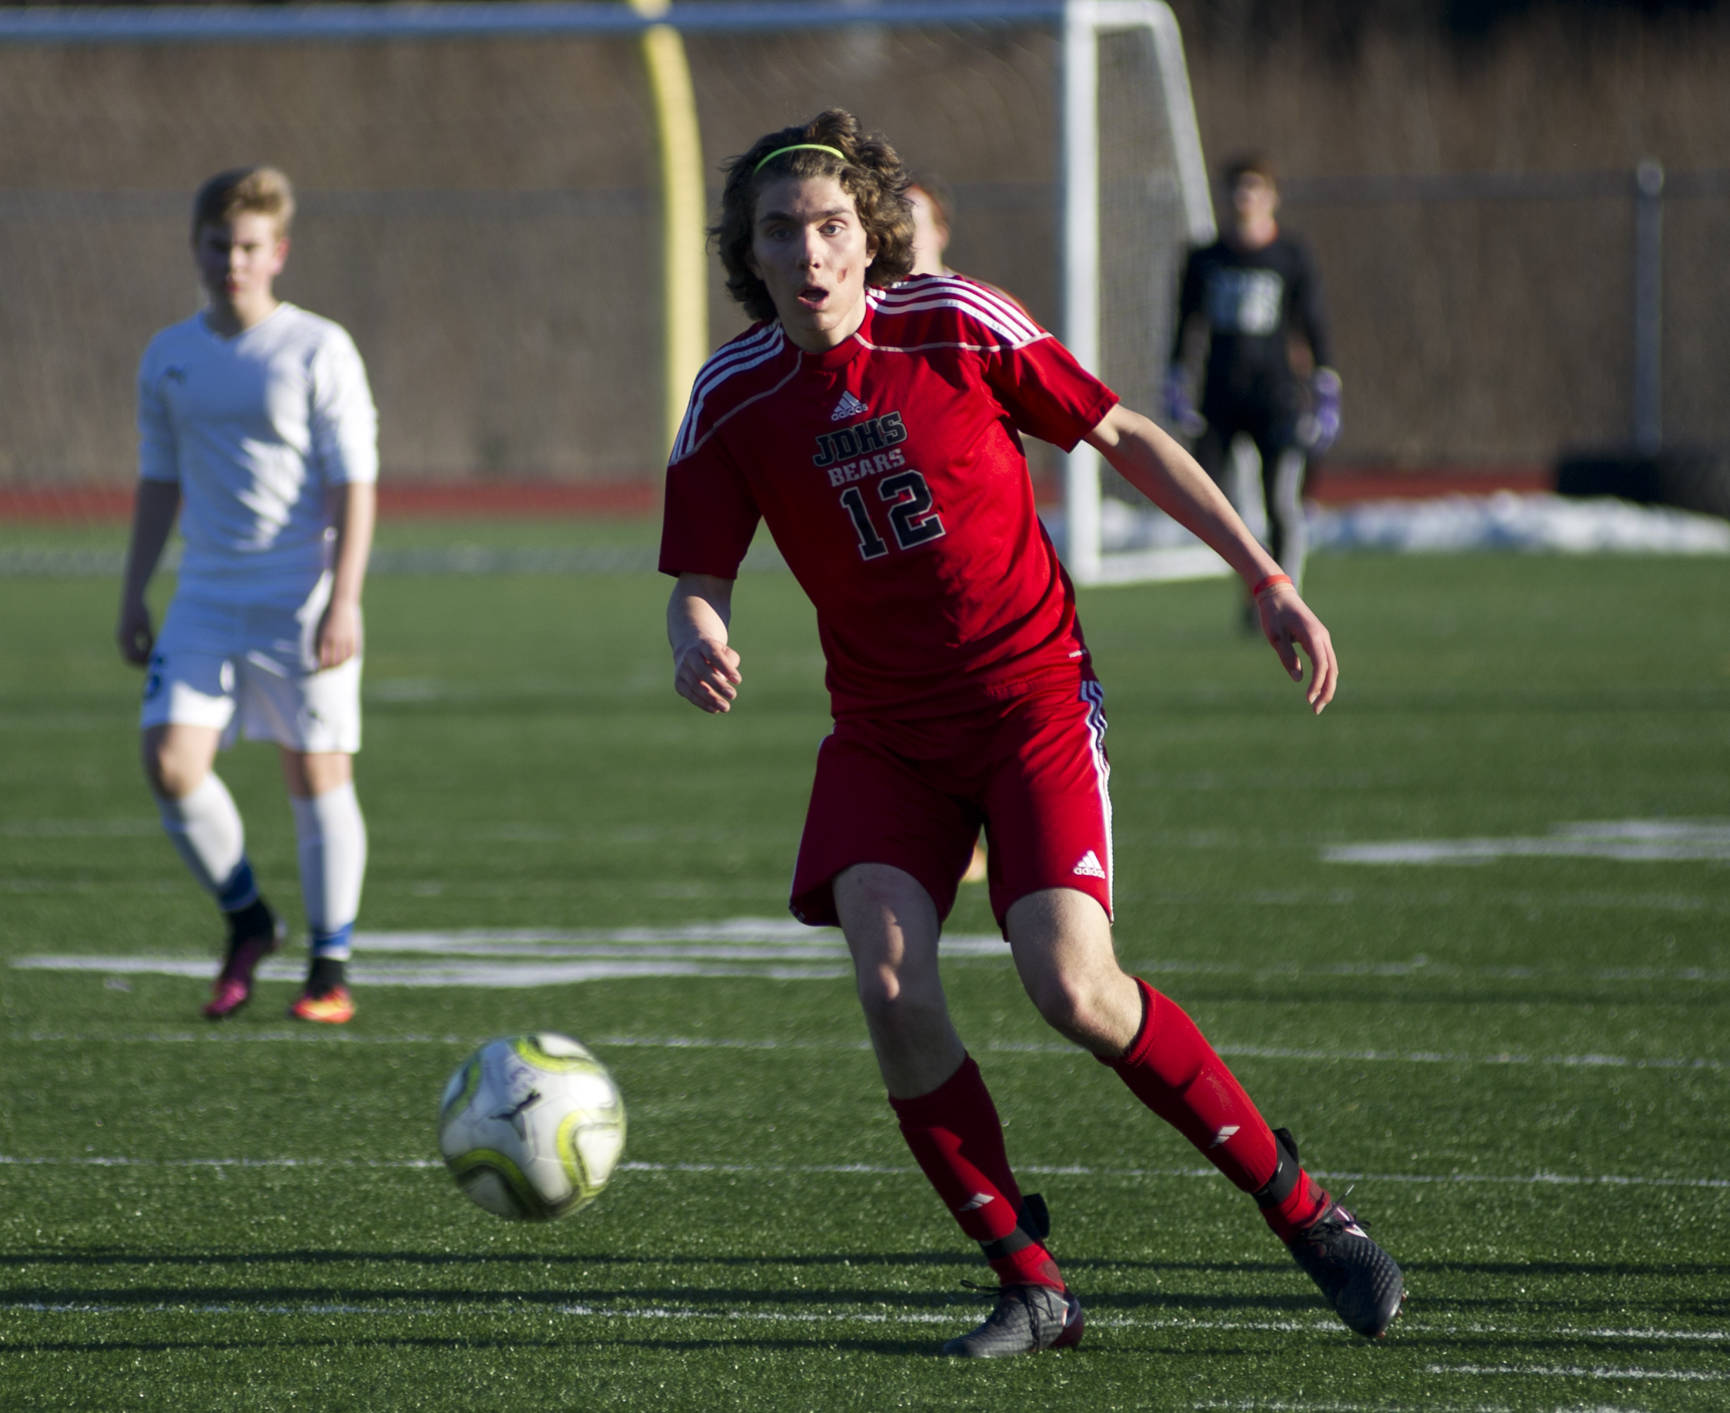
[
  {"x1": 190, "y1": 166, "x2": 295, "y2": 320},
  {"x1": 712, "y1": 109, "x2": 916, "y2": 324},
  {"x1": 1221, "y1": 153, "x2": 1279, "y2": 211},
  {"x1": 191, "y1": 165, "x2": 296, "y2": 244},
  {"x1": 905, "y1": 172, "x2": 954, "y2": 276}
]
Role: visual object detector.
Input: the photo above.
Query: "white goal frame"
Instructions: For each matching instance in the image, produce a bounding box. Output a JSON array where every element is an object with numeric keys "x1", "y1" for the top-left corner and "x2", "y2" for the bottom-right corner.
[
  {"x1": 4, "y1": 0, "x2": 1214, "y2": 583},
  {"x1": 1057, "y1": 1, "x2": 1218, "y2": 583}
]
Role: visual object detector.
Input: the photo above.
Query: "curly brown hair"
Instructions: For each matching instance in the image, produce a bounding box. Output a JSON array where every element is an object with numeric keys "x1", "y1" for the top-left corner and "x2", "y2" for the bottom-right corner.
[{"x1": 711, "y1": 110, "x2": 916, "y2": 324}]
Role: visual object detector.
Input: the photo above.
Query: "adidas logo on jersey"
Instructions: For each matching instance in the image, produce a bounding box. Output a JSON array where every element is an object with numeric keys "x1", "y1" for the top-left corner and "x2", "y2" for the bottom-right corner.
[
  {"x1": 1072, "y1": 850, "x2": 1106, "y2": 879},
  {"x1": 830, "y1": 391, "x2": 869, "y2": 422}
]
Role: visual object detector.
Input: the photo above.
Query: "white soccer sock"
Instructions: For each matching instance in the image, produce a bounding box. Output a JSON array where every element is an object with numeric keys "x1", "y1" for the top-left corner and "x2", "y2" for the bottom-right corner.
[
  {"x1": 290, "y1": 782, "x2": 367, "y2": 958},
  {"x1": 155, "y1": 773, "x2": 254, "y2": 909},
  {"x1": 1269, "y1": 447, "x2": 1309, "y2": 589}
]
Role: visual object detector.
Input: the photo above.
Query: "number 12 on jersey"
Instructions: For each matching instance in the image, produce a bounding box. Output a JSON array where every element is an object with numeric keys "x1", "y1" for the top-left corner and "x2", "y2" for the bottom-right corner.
[{"x1": 838, "y1": 469, "x2": 946, "y2": 560}]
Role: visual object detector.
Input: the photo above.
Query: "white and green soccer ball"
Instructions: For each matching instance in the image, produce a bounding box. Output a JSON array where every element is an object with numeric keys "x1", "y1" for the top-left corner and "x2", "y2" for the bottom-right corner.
[{"x1": 438, "y1": 1032, "x2": 626, "y2": 1221}]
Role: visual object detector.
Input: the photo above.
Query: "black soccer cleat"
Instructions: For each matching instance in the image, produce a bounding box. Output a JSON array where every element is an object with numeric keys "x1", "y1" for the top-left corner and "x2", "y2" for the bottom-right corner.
[
  {"x1": 941, "y1": 1282, "x2": 1084, "y2": 1358},
  {"x1": 1268, "y1": 1129, "x2": 1405, "y2": 1338},
  {"x1": 1287, "y1": 1198, "x2": 1405, "y2": 1337},
  {"x1": 1266, "y1": 1127, "x2": 1397, "y2": 1335}
]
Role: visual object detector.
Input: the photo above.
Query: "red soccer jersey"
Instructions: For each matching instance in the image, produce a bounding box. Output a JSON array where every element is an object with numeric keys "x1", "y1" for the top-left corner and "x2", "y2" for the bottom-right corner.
[{"x1": 659, "y1": 274, "x2": 1119, "y2": 720}]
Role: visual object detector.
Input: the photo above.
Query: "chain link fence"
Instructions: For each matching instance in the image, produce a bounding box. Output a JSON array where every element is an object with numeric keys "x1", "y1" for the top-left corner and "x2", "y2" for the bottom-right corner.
[{"x1": 2, "y1": 8, "x2": 1727, "y2": 493}]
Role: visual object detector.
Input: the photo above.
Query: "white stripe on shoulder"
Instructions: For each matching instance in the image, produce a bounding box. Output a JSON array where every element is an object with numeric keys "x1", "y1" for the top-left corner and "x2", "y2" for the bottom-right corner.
[
  {"x1": 691, "y1": 323, "x2": 785, "y2": 399},
  {"x1": 876, "y1": 276, "x2": 1046, "y2": 347},
  {"x1": 672, "y1": 326, "x2": 789, "y2": 463}
]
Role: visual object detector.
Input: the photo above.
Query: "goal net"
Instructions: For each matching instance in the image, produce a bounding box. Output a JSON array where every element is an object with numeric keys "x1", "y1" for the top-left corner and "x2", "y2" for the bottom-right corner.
[{"x1": 0, "y1": 1, "x2": 1211, "y2": 582}]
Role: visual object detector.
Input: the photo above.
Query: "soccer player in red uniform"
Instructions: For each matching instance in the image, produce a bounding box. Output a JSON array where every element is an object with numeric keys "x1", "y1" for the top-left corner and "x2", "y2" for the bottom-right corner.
[{"x1": 660, "y1": 111, "x2": 1402, "y2": 1357}]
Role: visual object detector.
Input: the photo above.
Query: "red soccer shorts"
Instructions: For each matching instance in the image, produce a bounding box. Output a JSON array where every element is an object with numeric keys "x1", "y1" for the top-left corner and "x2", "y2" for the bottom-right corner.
[{"x1": 789, "y1": 673, "x2": 1113, "y2": 934}]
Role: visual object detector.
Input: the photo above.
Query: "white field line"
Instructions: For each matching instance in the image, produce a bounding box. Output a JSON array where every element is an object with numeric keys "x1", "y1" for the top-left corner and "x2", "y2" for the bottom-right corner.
[
  {"x1": 1, "y1": 1299, "x2": 1721, "y2": 1353},
  {"x1": 8, "y1": 1026, "x2": 1724, "y2": 1074},
  {"x1": 2, "y1": 1298, "x2": 1723, "y2": 1398},
  {"x1": 1, "y1": 1153, "x2": 1726, "y2": 1190},
  {"x1": 8, "y1": 956, "x2": 858, "y2": 987},
  {"x1": 18, "y1": 950, "x2": 1730, "y2": 989},
  {"x1": 1192, "y1": 1404, "x2": 1513, "y2": 1413},
  {"x1": 1326, "y1": 818, "x2": 1730, "y2": 865},
  {"x1": 1426, "y1": 1363, "x2": 1730, "y2": 1383},
  {"x1": 8, "y1": 910, "x2": 1730, "y2": 974},
  {"x1": 12, "y1": 927, "x2": 1730, "y2": 987}
]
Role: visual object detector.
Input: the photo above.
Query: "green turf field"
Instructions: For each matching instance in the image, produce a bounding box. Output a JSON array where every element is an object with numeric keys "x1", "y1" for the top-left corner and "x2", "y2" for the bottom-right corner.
[{"x1": 2, "y1": 543, "x2": 1727, "y2": 1411}]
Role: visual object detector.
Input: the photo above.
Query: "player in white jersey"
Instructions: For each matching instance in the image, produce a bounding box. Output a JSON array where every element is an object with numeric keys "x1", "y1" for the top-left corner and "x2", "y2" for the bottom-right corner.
[{"x1": 116, "y1": 166, "x2": 377, "y2": 1025}]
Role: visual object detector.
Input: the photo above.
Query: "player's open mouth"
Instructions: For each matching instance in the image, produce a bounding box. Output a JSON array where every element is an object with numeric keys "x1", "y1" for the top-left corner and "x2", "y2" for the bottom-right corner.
[{"x1": 799, "y1": 284, "x2": 829, "y2": 306}]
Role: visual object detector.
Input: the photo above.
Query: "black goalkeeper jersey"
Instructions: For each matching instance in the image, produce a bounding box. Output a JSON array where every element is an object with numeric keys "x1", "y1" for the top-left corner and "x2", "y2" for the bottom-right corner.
[{"x1": 1172, "y1": 233, "x2": 1331, "y2": 419}]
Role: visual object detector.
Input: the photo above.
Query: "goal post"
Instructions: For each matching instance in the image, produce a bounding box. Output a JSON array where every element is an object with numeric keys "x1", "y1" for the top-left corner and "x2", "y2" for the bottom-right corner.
[
  {"x1": 627, "y1": 0, "x2": 709, "y2": 455},
  {"x1": 1, "y1": 0, "x2": 1213, "y2": 584},
  {"x1": 1058, "y1": 0, "x2": 1217, "y2": 584}
]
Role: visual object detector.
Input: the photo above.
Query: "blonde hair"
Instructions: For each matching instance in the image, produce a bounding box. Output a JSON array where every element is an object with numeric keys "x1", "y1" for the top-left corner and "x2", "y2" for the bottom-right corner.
[
  {"x1": 191, "y1": 166, "x2": 295, "y2": 241},
  {"x1": 712, "y1": 110, "x2": 915, "y2": 324}
]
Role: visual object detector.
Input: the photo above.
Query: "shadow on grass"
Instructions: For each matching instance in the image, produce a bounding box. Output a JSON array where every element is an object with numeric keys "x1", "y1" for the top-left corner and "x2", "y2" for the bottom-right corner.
[
  {"x1": 8, "y1": 1251, "x2": 1725, "y2": 1336},
  {"x1": 0, "y1": 1331, "x2": 1288, "y2": 1360},
  {"x1": 0, "y1": 1333, "x2": 922, "y2": 1357},
  {"x1": 6, "y1": 1248, "x2": 1725, "y2": 1280}
]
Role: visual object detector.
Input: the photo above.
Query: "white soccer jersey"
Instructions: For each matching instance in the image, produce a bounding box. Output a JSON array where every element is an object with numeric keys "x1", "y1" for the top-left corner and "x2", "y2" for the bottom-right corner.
[{"x1": 138, "y1": 302, "x2": 378, "y2": 605}]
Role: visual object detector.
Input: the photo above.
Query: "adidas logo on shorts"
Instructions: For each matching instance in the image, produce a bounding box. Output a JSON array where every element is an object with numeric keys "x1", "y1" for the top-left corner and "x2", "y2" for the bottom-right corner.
[{"x1": 1072, "y1": 850, "x2": 1106, "y2": 879}]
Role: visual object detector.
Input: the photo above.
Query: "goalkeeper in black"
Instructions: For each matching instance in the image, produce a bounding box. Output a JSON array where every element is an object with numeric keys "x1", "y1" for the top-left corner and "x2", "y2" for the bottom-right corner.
[{"x1": 1167, "y1": 154, "x2": 1338, "y2": 599}]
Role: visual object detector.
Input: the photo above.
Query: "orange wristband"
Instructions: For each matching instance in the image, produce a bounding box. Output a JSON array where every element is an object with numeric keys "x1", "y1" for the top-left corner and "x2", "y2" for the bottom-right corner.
[{"x1": 1251, "y1": 573, "x2": 1293, "y2": 598}]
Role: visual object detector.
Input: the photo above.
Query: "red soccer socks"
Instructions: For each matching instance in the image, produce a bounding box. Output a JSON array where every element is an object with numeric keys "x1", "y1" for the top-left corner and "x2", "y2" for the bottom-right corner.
[
  {"x1": 890, "y1": 1055, "x2": 1064, "y2": 1290},
  {"x1": 1106, "y1": 978, "x2": 1330, "y2": 1234}
]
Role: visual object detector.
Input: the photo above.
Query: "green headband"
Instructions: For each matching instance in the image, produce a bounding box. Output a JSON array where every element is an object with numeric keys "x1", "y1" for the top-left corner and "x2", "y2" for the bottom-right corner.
[{"x1": 753, "y1": 142, "x2": 847, "y2": 174}]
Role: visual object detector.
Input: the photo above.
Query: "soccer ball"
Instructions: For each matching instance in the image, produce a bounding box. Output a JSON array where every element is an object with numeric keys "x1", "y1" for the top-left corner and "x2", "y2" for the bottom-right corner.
[{"x1": 437, "y1": 1032, "x2": 626, "y2": 1220}]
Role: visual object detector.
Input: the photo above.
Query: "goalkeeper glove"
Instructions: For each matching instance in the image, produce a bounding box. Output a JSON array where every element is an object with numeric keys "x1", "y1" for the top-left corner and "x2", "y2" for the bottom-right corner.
[
  {"x1": 1163, "y1": 365, "x2": 1203, "y2": 436},
  {"x1": 1303, "y1": 367, "x2": 1342, "y2": 453}
]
